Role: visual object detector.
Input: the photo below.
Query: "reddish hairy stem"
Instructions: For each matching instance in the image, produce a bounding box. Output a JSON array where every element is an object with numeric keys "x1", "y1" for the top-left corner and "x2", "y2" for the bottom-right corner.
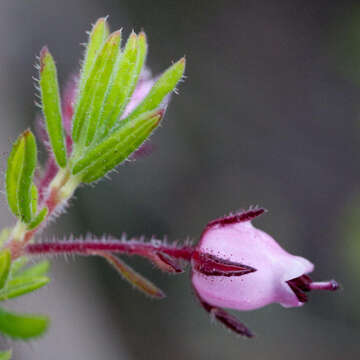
[{"x1": 26, "y1": 239, "x2": 194, "y2": 261}]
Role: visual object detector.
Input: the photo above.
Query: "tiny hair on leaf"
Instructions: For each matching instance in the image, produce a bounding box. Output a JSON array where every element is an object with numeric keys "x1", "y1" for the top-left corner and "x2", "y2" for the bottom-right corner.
[
  {"x1": 123, "y1": 57, "x2": 185, "y2": 124},
  {"x1": 39, "y1": 47, "x2": 67, "y2": 168}
]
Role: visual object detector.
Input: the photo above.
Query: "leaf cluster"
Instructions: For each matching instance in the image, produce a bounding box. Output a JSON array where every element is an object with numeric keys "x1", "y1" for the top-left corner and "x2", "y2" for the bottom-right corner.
[
  {"x1": 41, "y1": 17, "x2": 185, "y2": 182},
  {"x1": 0, "y1": 17, "x2": 185, "y2": 356}
]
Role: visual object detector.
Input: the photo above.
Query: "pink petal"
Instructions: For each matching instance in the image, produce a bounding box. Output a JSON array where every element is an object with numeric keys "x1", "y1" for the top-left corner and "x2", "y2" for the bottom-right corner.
[{"x1": 192, "y1": 220, "x2": 314, "y2": 311}]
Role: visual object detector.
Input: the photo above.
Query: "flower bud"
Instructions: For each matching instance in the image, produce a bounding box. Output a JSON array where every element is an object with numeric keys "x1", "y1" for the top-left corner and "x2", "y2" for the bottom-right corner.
[{"x1": 191, "y1": 208, "x2": 338, "y2": 336}]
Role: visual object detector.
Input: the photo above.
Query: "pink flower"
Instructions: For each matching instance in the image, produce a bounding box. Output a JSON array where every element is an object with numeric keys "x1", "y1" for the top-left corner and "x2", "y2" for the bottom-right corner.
[{"x1": 191, "y1": 208, "x2": 338, "y2": 337}]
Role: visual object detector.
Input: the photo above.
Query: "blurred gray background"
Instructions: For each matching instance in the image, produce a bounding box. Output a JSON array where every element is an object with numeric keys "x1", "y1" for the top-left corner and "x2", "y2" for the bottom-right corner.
[{"x1": 0, "y1": 0, "x2": 359, "y2": 359}]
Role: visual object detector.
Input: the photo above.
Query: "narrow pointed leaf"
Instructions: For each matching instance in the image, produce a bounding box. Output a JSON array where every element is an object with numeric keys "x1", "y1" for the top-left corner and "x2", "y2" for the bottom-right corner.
[
  {"x1": 96, "y1": 252, "x2": 165, "y2": 299},
  {"x1": 18, "y1": 130, "x2": 37, "y2": 223},
  {"x1": 96, "y1": 32, "x2": 139, "y2": 139},
  {"x1": 79, "y1": 17, "x2": 110, "y2": 93},
  {"x1": 84, "y1": 31, "x2": 122, "y2": 146},
  {"x1": 72, "y1": 31, "x2": 121, "y2": 145},
  {"x1": 27, "y1": 207, "x2": 48, "y2": 231},
  {"x1": 39, "y1": 47, "x2": 67, "y2": 167},
  {"x1": 16, "y1": 260, "x2": 50, "y2": 278},
  {"x1": 0, "y1": 349, "x2": 12, "y2": 360},
  {"x1": 72, "y1": 109, "x2": 163, "y2": 182},
  {"x1": 103, "y1": 32, "x2": 148, "y2": 134},
  {"x1": 124, "y1": 57, "x2": 185, "y2": 122},
  {"x1": 72, "y1": 109, "x2": 161, "y2": 173},
  {"x1": 0, "y1": 307, "x2": 49, "y2": 339},
  {"x1": 125, "y1": 32, "x2": 148, "y2": 106},
  {"x1": 6, "y1": 131, "x2": 38, "y2": 223},
  {"x1": 0, "y1": 276, "x2": 49, "y2": 300},
  {"x1": 6, "y1": 134, "x2": 26, "y2": 217},
  {"x1": 0, "y1": 250, "x2": 11, "y2": 290}
]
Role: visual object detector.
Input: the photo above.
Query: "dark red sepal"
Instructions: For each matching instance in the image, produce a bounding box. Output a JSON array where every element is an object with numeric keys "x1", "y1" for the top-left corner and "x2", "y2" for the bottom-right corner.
[
  {"x1": 194, "y1": 286, "x2": 254, "y2": 338},
  {"x1": 205, "y1": 207, "x2": 266, "y2": 230},
  {"x1": 287, "y1": 280, "x2": 308, "y2": 303},
  {"x1": 154, "y1": 251, "x2": 184, "y2": 273},
  {"x1": 192, "y1": 251, "x2": 256, "y2": 277},
  {"x1": 211, "y1": 308, "x2": 254, "y2": 338}
]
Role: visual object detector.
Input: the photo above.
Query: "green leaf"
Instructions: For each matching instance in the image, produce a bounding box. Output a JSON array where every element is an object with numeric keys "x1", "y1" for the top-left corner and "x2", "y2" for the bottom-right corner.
[
  {"x1": 96, "y1": 32, "x2": 139, "y2": 140},
  {"x1": 0, "y1": 276, "x2": 49, "y2": 301},
  {"x1": 0, "y1": 250, "x2": 11, "y2": 290},
  {"x1": 6, "y1": 130, "x2": 38, "y2": 223},
  {"x1": 0, "y1": 307, "x2": 49, "y2": 339},
  {"x1": 18, "y1": 130, "x2": 37, "y2": 224},
  {"x1": 97, "y1": 31, "x2": 148, "y2": 140},
  {"x1": 39, "y1": 47, "x2": 67, "y2": 168},
  {"x1": 72, "y1": 30, "x2": 121, "y2": 146},
  {"x1": 6, "y1": 133, "x2": 26, "y2": 217},
  {"x1": 126, "y1": 32, "x2": 148, "y2": 108},
  {"x1": 27, "y1": 207, "x2": 48, "y2": 231},
  {"x1": 78, "y1": 17, "x2": 110, "y2": 93},
  {"x1": 0, "y1": 349, "x2": 12, "y2": 360},
  {"x1": 123, "y1": 57, "x2": 185, "y2": 123},
  {"x1": 16, "y1": 260, "x2": 50, "y2": 278},
  {"x1": 84, "y1": 30, "x2": 122, "y2": 146},
  {"x1": 72, "y1": 109, "x2": 163, "y2": 182}
]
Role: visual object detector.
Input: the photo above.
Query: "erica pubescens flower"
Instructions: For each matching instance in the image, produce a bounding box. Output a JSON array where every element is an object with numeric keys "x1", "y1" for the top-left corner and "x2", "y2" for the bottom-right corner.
[{"x1": 191, "y1": 208, "x2": 339, "y2": 337}]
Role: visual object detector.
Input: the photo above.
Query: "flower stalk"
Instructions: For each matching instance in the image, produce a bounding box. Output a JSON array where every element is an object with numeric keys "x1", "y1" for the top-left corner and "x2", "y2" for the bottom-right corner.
[
  {"x1": 25, "y1": 238, "x2": 194, "y2": 262},
  {"x1": 23, "y1": 207, "x2": 339, "y2": 338}
]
